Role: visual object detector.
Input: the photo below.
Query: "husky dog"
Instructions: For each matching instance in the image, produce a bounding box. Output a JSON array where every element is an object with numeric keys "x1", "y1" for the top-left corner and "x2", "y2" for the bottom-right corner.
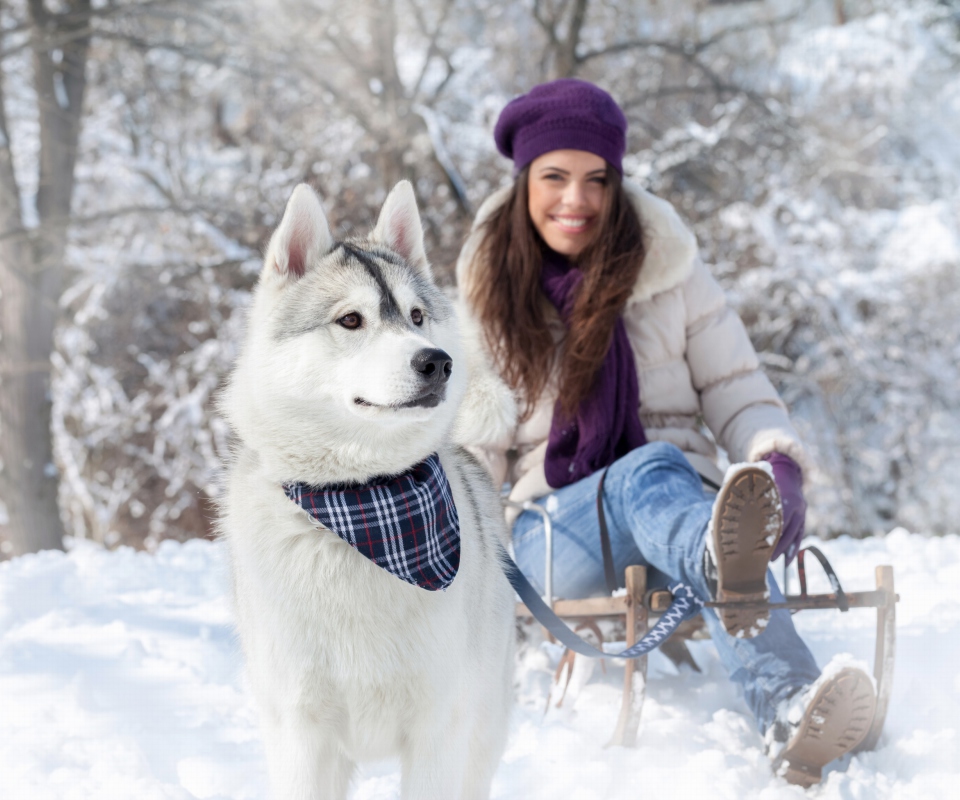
[{"x1": 219, "y1": 182, "x2": 516, "y2": 799}]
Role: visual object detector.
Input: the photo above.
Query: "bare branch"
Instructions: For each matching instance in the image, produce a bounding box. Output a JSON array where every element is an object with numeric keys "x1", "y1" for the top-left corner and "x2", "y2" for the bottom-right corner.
[
  {"x1": 413, "y1": 104, "x2": 470, "y2": 215},
  {"x1": 93, "y1": 30, "x2": 228, "y2": 66},
  {"x1": 298, "y1": 54, "x2": 379, "y2": 134},
  {"x1": 426, "y1": 54, "x2": 456, "y2": 101},
  {"x1": 679, "y1": 49, "x2": 773, "y2": 112},
  {"x1": 406, "y1": 0, "x2": 432, "y2": 39},
  {"x1": 578, "y1": 1, "x2": 810, "y2": 64},
  {"x1": 0, "y1": 0, "x2": 200, "y2": 61},
  {"x1": 532, "y1": 0, "x2": 558, "y2": 45},
  {"x1": 577, "y1": 35, "x2": 674, "y2": 63},
  {"x1": 320, "y1": 29, "x2": 385, "y2": 104},
  {"x1": 619, "y1": 82, "x2": 756, "y2": 109},
  {"x1": 695, "y1": 1, "x2": 811, "y2": 51},
  {"x1": 0, "y1": 55, "x2": 23, "y2": 234},
  {"x1": 410, "y1": 0, "x2": 455, "y2": 100},
  {"x1": 0, "y1": 202, "x2": 231, "y2": 245},
  {"x1": 577, "y1": 36, "x2": 771, "y2": 111}
]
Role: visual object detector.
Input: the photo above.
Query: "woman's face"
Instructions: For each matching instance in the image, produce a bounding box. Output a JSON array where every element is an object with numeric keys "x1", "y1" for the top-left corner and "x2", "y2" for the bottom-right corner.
[{"x1": 527, "y1": 149, "x2": 608, "y2": 258}]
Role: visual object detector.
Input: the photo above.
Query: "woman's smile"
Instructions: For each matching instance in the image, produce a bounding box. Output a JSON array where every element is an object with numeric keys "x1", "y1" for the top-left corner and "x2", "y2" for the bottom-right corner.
[{"x1": 551, "y1": 214, "x2": 592, "y2": 231}]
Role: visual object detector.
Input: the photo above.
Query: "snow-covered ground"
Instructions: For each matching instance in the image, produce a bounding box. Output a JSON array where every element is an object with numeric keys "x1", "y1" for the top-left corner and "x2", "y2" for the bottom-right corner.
[{"x1": 0, "y1": 530, "x2": 956, "y2": 799}]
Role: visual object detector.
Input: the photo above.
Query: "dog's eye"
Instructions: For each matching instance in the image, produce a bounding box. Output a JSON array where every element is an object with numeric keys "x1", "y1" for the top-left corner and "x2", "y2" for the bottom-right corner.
[
  {"x1": 411, "y1": 308, "x2": 423, "y2": 326},
  {"x1": 337, "y1": 313, "x2": 363, "y2": 330}
]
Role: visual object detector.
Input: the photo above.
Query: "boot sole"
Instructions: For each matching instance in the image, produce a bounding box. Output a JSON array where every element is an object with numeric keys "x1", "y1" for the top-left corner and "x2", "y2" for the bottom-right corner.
[
  {"x1": 777, "y1": 667, "x2": 877, "y2": 787},
  {"x1": 711, "y1": 467, "x2": 782, "y2": 638}
]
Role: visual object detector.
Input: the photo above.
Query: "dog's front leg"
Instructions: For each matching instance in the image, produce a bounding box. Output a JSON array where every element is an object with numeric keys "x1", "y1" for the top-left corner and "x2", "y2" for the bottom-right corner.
[
  {"x1": 263, "y1": 717, "x2": 354, "y2": 800},
  {"x1": 400, "y1": 717, "x2": 472, "y2": 800}
]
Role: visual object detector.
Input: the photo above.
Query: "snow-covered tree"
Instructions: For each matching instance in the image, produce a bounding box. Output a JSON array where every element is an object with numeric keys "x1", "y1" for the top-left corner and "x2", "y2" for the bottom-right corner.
[{"x1": 2, "y1": 0, "x2": 957, "y2": 558}]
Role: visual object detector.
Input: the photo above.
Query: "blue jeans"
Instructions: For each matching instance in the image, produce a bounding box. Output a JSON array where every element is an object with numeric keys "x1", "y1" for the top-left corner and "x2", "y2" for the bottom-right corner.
[{"x1": 512, "y1": 441, "x2": 820, "y2": 732}]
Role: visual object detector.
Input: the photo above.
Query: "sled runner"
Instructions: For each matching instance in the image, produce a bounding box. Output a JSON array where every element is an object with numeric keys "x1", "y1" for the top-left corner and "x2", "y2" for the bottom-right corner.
[{"x1": 509, "y1": 498, "x2": 899, "y2": 751}]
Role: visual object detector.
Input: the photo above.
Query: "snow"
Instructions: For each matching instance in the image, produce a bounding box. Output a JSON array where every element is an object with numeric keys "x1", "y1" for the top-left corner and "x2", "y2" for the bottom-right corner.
[{"x1": 1, "y1": 529, "x2": 957, "y2": 798}]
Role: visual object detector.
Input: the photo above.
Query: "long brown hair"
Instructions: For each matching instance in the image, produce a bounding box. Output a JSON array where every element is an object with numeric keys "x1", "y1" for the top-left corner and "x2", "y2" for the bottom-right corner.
[{"x1": 469, "y1": 165, "x2": 646, "y2": 421}]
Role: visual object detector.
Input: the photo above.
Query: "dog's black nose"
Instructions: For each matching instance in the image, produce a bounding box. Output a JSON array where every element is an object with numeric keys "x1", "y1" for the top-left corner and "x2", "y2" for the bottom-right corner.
[{"x1": 411, "y1": 348, "x2": 453, "y2": 386}]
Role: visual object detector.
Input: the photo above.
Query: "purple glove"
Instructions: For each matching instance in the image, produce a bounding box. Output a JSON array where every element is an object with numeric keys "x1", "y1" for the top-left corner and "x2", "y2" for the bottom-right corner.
[{"x1": 761, "y1": 452, "x2": 806, "y2": 564}]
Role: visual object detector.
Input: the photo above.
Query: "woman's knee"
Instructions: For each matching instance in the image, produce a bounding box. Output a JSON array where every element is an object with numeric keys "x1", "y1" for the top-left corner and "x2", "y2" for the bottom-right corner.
[{"x1": 618, "y1": 441, "x2": 698, "y2": 481}]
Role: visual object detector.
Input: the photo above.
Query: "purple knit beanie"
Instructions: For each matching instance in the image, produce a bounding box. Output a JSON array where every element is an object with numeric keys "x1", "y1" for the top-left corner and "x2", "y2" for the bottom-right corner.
[{"x1": 494, "y1": 79, "x2": 628, "y2": 175}]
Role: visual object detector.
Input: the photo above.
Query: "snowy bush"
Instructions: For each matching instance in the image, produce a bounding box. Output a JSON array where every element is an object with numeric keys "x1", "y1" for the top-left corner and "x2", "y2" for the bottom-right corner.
[{"x1": 2, "y1": 0, "x2": 956, "y2": 554}]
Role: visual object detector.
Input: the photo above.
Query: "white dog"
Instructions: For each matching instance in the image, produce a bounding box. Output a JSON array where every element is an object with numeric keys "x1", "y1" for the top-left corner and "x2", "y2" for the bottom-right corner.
[{"x1": 219, "y1": 181, "x2": 516, "y2": 799}]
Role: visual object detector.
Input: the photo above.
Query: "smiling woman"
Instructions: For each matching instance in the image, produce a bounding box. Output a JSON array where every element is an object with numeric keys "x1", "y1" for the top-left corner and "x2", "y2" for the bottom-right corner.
[
  {"x1": 455, "y1": 78, "x2": 877, "y2": 786},
  {"x1": 469, "y1": 110, "x2": 646, "y2": 423}
]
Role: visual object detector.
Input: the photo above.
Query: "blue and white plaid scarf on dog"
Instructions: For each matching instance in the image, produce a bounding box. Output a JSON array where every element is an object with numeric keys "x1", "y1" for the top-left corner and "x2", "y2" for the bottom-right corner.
[{"x1": 283, "y1": 453, "x2": 460, "y2": 591}]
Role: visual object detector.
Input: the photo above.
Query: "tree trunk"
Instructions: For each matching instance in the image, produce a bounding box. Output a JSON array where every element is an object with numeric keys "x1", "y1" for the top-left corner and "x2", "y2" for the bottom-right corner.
[
  {"x1": 835, "y1": 0, "x2": 847, "y2": 26},
  {"x1": 549, "y1": 0, "x2": 589, "y2": 79},
  {"x1": 0, "y1": 0, "x2": 91, "y2": 555},
  {"x1": 372, "y1": 0, "x2": 414, "y2": 192}
]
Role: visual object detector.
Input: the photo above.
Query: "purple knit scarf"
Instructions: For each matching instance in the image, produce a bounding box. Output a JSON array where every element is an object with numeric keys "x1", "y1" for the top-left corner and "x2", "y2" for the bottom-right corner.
[{"x1": 541, "y1": 250, "x2": 646, "y2": 488}]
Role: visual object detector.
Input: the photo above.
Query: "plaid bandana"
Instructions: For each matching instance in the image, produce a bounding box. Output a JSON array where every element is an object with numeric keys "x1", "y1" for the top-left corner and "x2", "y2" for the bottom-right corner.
[{"x1": 283, "y1": 454, "x2": 460, "y2": 591}]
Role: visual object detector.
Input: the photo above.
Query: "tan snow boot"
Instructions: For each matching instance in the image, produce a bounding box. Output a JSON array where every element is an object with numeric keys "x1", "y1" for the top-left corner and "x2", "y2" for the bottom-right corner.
[
  {"x1": 773, "y1": 667, "x2": 878, "y2": 787},
  {"x1": 709, "y1": 465, "x2": 783, "y2": 638}
]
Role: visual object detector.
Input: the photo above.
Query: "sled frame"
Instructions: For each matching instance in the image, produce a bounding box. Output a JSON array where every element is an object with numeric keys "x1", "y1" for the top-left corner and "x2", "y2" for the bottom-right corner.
[{"x1": 512, "y1": 497, "x2": 899, "y2": 749}]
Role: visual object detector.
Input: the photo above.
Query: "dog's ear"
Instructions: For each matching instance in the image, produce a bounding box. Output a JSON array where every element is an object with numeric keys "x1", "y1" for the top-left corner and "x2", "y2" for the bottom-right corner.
[
  {"x1": 264, "y1": 184, "x2": 334, "y2": 282},
  {"x1": 372, "y1": 180, "x2": 430, "y2": 278}
]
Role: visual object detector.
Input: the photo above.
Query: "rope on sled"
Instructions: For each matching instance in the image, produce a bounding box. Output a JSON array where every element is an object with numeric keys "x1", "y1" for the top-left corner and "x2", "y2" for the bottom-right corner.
[
  {"x1": 501, "y1": 548, "x2": 704, "y2": 660},
  {"x1": 797, "y1": 545, "x2": 849, "y2": 612}
]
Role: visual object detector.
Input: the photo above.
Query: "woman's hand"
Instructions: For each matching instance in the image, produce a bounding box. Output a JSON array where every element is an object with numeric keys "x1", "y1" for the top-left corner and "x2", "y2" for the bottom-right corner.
[{"x1": 761, "y1": 453, "x2": 806, "y2": 564}]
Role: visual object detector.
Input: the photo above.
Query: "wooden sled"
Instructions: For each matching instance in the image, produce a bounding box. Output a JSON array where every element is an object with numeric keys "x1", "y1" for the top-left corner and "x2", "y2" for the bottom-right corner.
[{"x1": 511, "y1": 500, "x2": 899, "y2": 750}]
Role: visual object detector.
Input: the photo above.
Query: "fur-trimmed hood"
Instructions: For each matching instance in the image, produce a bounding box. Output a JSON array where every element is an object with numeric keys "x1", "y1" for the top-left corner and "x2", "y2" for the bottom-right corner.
[{"x1": 456, "y1": 180, "x2": 698, "y2": 306}]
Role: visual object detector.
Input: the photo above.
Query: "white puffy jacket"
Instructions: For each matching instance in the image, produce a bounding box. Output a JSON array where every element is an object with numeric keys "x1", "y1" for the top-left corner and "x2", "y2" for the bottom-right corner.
[{"x1": 454, "y1": 181, "x2": 807, "y2": 522}]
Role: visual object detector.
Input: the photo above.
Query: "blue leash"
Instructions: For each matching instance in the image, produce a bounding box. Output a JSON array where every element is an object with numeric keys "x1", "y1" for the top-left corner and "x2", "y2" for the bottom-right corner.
[{"x1": 500, "y1": 546, "x2": 704, "y2": 659}]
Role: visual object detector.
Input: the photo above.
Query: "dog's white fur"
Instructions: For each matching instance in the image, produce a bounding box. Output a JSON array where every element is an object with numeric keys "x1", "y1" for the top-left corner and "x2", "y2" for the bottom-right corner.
[{"x1": 219, "y1": 182, "x2": 516, "y2": 799}]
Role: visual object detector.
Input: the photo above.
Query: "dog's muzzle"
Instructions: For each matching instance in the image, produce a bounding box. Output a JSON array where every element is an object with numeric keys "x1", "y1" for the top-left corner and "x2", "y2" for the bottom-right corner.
[{"x1": 402, "y1": 348, "x2": 452, "y2": 408}]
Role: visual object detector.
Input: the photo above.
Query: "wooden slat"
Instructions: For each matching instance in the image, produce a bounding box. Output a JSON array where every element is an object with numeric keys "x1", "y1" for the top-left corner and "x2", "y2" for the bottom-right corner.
[
  {"x1": 706, "y1": 590, "x2": 893, "y2": 611},
  {"x1": 516, "y1": 594, "x2": 629, "y2": 619},
  {"x1": 647, "y1": 589, "x2": 895, "y2": 614},
  {"x1": 521, "y1": 589, "x2": 895, "y2": 619},
  {"x1": 608, "y1": 565, "x2": 647, "y2": 748},
  {"x1": 858, "y1": 565, "x2": 896, "y2": 752}
]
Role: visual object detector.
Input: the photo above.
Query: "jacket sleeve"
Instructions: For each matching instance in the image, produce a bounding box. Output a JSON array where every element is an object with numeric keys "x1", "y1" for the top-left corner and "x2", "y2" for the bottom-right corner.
[
  {"x1": 682, "y1": 258, "x2": 810, "y2": 473},
  {"x1": 451, "y1": 297, "x2": 517, "y2": 487},
  {"x1": 451, "y1": 202, "x2": 519, "y2": 487}
]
